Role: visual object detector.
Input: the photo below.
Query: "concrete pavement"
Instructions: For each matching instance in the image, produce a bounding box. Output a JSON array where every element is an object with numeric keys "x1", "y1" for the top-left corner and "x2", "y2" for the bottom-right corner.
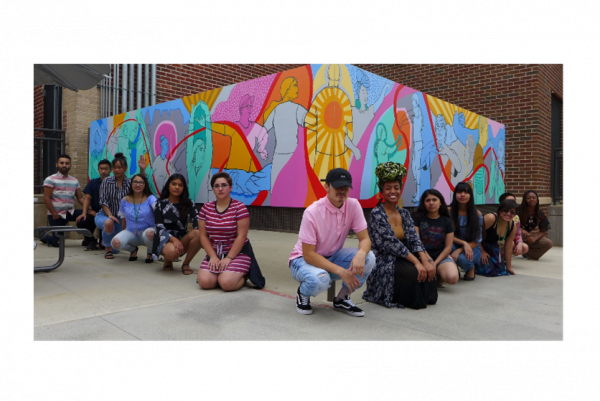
[{"x1": 34, "y1": 230, "x2": 563, "y2": 340}]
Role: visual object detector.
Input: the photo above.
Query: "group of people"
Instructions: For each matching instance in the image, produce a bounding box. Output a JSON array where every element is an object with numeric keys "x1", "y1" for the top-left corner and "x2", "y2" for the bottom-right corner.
[{"x1": 41, "y1": 154, "x2": 553, "y2": 317}]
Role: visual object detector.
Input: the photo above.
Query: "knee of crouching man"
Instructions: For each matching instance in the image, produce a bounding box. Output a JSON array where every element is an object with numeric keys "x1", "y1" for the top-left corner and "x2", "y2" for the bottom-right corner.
[{"x1": 364, "y1": 251, "x2": 376, "y2": 275}]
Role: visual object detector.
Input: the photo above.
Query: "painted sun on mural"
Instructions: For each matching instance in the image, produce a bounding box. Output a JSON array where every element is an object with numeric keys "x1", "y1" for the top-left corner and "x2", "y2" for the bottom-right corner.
[{"x1": 89, "y1": 64, "x2": 506, "y2": 207}]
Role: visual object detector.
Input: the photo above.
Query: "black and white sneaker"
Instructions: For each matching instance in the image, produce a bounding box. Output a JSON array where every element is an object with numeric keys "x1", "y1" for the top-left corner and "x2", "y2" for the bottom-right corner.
[
  {"x1": 296, "y1": 287, "x2": 313, "y2": 315},
  {"x1": 333, "y1": 297, "x2": 365, "y2": 317}
]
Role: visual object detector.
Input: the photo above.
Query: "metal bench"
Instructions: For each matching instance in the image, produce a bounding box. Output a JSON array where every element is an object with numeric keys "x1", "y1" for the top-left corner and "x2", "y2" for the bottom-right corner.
[{"x1": 34, "y1": 226, "x2": 92, "y2": 273}]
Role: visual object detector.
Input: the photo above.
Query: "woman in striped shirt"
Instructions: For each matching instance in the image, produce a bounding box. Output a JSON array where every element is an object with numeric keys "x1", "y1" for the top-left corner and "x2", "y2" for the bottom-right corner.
[
  {"x1": 96, "y1": 153, "x2": 132, "y2": 259},
  {"x1": 197, "y1": 172, "x2": 251, "y2": 292}
]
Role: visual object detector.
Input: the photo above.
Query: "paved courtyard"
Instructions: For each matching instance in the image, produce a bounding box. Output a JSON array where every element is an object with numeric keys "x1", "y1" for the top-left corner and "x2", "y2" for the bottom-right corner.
[{"x1": 34, "y1": 229, "x2": 563, "y2": 340}]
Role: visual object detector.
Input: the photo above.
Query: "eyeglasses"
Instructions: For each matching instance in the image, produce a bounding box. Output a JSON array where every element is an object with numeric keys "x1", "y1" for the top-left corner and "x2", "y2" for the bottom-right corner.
[
  {"x1": 132, "y1": 181, "x2": 145, "y2": 185},
  {"x1": 213, "y1": 184, "x2": 229, "y2": 189}
]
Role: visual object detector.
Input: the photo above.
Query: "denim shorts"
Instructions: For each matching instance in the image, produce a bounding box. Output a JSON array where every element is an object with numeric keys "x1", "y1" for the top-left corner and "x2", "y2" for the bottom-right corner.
[{"x1": 438, "y1": 256, "x2": 455, "y2": 265}]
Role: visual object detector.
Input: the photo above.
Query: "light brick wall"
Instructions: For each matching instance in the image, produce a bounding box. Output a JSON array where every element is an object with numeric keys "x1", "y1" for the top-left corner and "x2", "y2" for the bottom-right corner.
[{"x1": 62, "y1": 87, "x2": 101, "y2": 186}]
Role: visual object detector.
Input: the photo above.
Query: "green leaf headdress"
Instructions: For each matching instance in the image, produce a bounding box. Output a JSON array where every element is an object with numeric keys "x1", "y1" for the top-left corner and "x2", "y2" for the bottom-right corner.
[{"x1": 375, "y1": 162, "x2": 407, "y2": 192}]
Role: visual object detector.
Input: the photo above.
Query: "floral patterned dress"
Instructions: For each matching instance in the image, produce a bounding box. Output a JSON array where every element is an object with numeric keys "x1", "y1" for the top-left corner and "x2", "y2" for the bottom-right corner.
[
  {"x1": 362, "y1": 203, "x2": 430, "y2": 308},
  {"x1": 151, "y1": 198, "x2": 199, "y2": 260}
]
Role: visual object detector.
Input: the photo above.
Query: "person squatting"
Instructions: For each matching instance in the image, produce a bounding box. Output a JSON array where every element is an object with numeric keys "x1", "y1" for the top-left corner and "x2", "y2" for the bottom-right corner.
[{"x1": 42, "y1": 154, "x2": 553, "y2": 315}]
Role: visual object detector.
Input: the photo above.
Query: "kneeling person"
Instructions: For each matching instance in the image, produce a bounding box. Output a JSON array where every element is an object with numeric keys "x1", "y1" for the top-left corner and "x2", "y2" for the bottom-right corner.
[{"x1": 289, "y1": 168, "x2": 375, "y2": 317}]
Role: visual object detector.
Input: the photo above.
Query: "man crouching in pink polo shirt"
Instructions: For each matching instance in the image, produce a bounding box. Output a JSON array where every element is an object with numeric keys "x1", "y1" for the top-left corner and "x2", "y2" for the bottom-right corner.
[{"x1": 289, "y1": 168, "x2": 375, "y2": 316}]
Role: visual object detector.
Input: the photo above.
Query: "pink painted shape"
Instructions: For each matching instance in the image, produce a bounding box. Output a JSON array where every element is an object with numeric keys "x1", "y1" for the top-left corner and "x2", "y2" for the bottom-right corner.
[
  {"x1": 271, "y1": 127, "x2": 308, "y2": 207},
  {"x1": 433, "y1": 170, "x2": 452, "y2": 204},
  {"x1": 488, "y1": 119, "x2": 504, "y2": 138},
  {"x1": 396, "y1": 86, "x2": 417, "y2": 100},
  {"x1": 153, "y1": 121, "x2": 178, "y2": 159},
  {"x1": 211, "y1": 75, "x2": 277, "y2": 122}
]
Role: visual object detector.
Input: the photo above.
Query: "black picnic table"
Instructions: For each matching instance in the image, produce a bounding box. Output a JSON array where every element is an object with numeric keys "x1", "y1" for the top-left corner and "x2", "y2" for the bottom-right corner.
[{"x1": 34, "y1": 226, "x2": 92, "y2": 273}]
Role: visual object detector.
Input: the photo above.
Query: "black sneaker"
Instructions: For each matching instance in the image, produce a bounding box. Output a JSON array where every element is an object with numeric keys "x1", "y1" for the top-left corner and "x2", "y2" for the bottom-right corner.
[
  {"x1": 333, "y1": 297, "x2": 365, "y2": 317},
  {"x1": 296, "y1": 287, "x2": 313, "y2": 315}
]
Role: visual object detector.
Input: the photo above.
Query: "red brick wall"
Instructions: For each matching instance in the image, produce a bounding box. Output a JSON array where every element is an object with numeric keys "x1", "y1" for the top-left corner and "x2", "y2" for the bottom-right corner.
[
  {"x1": 155, "y1": 64, "x2": 305, "y2": 104},
  {"x1": 356, "y1": 64, "x2": 562, "y2": 202}
]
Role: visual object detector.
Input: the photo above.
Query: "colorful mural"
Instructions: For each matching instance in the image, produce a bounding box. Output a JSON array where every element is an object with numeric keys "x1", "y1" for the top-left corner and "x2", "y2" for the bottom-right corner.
[{"x1": 89, "y1": 65, "x2": 506, "y2": 207}]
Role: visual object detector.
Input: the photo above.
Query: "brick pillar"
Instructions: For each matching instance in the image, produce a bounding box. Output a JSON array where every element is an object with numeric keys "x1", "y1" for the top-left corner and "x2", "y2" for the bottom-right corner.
[{"x1": 63, "y1": 87, "x2": 101, "y2": 185}]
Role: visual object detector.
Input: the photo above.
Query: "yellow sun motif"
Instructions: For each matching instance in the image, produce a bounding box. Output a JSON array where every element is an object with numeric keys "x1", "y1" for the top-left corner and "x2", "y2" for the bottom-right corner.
[
  {"x1": 306, "y1": 87, "x2": 353, "y2": 181},
  {"x1": 427, "y1": 95, "x2": 479, "y2": 129}
]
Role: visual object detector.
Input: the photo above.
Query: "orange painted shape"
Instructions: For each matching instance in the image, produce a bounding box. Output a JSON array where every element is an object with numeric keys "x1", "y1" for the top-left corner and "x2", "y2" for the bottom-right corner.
[
  {"x1": 211, "y1": 133, "x2": 231, "y2": 168},
  {"x1": 324, "y1": 101, "x2": 343, "y2": 129}
]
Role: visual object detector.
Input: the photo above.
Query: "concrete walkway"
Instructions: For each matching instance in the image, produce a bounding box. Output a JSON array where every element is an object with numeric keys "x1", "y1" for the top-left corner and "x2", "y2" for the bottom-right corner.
[{"x1": 34, "y1": 230, "x2": 563, "y2": 340}]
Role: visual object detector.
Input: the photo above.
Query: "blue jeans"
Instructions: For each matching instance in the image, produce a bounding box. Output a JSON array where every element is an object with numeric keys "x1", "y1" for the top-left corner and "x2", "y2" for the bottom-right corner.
[
  {"x1": 289, "y1": 248, "x2": 376, "y2": 297},
  {"x1": 95, "y1": 211, "x2": 122, "y2": 254},
  {"x1": 452, "y1": 243, "x2": 481, "y2": 271}
]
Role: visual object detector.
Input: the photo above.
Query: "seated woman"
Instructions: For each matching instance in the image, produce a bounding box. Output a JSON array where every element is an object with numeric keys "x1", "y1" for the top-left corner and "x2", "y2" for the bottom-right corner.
[
  {"x1": 518, "y1": 190, "x2": 553, "y2": 260},
  {"x1": 152, "y1": 174, "x2": 202, "y2": 274},
  {"x1": 197, "y1": 172, "x2": 251, "y2": 292},
  {"x1": 412, "y1": 189, "x2": 459, "y2": 288},
  {"x1": 449, "y1": 182, "x2": 483, "y2": 281},
  {"x1": 111, "y1": 174, "x2": 156, "y2": 262},
  {"x1": 476, "y1": 199, "x2": 518, "y2": 276},
  {"x1": 499, "y1": 192, "x2": 529, "y2": 257},
  {"x1": 362, "y1": 162, "x2": 437, "y2": 310}
]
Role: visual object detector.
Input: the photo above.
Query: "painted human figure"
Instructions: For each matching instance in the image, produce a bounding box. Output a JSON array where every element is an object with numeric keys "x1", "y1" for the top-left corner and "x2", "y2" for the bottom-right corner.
[
  {"x1": 89, "y1": 129, "x2": 105, "y2": 180},
  {"x1": 152, "y1": 135, "x2": 177, "y2": 193},
  {"x1": 434, "y1": 114, "x2": 463, "y2": 186},
  {"x1": 372, "y1": 123, "x2": 402, "y2": 195},
  {"x1": 409, "y1": 93, "x2": 437, "y2": 205},
  {"x1": 236, "y1": 94, "x2": 268, "y2": 161},
  {"x1": 473, "y1": 117, "x2": 489, "y2": 204},
  {"x1": 186, "y1": 101, "x2": 212, "y2": 202},
  {"x1": 263, "y1": 77, "x2": 309, "y2": 195},
  {"x1": 347, "y1": 69, "x2": 392, "y2": 164}
]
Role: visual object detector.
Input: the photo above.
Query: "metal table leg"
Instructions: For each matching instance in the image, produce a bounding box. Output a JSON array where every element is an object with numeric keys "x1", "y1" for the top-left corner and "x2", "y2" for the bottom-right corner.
[{"x1": 34, "y1": 236, "x2": 67, "y2": 273}]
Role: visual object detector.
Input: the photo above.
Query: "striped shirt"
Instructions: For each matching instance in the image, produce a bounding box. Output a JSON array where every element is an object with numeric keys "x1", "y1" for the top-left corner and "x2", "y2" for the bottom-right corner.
[
  {"x1": 99, "y1": 176, "x2": 131, "y2": 217},
  {"x1": 43, "y1": 173, "x2": 81, "y2": 218},
  {"x1": 198, "y1": 198, "x2": 252, "y2": 274},
  {"x1": 198, "y1": 199, "x2": 249, "y2": 254}
]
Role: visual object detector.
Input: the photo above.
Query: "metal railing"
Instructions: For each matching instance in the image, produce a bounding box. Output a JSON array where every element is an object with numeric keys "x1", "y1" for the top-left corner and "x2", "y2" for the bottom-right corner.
[
  {"x1": 34, "y1": 128, "x2": 65, "y2": 193},
  {"x1": 551, "y1": 148, "x2": 563, "y2": 204}
]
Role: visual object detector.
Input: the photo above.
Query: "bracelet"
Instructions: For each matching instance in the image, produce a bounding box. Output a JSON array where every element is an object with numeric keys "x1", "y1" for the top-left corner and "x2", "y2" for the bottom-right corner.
[
  {"x1": 428, "y1": 258, "x2": 434, "y2": 262},
  {"x1": 225, "y1": 255, "x2": 234, "y2": 260}
]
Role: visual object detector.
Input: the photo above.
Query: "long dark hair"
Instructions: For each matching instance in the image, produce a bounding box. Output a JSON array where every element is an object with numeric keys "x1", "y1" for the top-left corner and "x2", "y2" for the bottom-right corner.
[
  {"x1": 127, "y1": 174, "x2": 151, "y2": 198},
  {"x1": 518, "y1": 190, "x2": 540, "y2": 223},
  {"x1": 414, "y1": 189, "x2": 450, "y2": 218},
  {"x1": 160, "y1": 174, "x2": 192, "y2": 218},
  {"x1": 450, "y1": 182, "x2": 481, "y2": 243}
]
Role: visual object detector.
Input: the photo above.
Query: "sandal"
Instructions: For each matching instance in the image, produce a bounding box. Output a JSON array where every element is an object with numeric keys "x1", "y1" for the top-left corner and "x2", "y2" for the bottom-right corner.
[
  {"x1": 163, "y1": 263, "x2": 174, "y2": 271},
  {"x1": 181, "y1": 264, "x2": 193, "y2": 275},
  {"x1": 145, "y1": 254, "x2": 154, "y2": 264},
  {"x1": 105, "y1": 251, "x2": 114, "y2": 259},
  {"x1": 129, "y1": 246, "x2": 139, "y2": 261}
]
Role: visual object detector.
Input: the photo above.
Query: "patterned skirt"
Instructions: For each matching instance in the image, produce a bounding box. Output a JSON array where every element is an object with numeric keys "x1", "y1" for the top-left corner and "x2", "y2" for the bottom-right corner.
[{"x1": 474, "y1": 241, "x2": 510, "y2": 277}]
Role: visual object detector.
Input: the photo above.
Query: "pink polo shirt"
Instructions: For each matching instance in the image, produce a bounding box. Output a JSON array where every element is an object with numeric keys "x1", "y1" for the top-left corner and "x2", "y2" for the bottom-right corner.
[{"x1": 289, "y1": 196, "x2": 368, "y2": 263}]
